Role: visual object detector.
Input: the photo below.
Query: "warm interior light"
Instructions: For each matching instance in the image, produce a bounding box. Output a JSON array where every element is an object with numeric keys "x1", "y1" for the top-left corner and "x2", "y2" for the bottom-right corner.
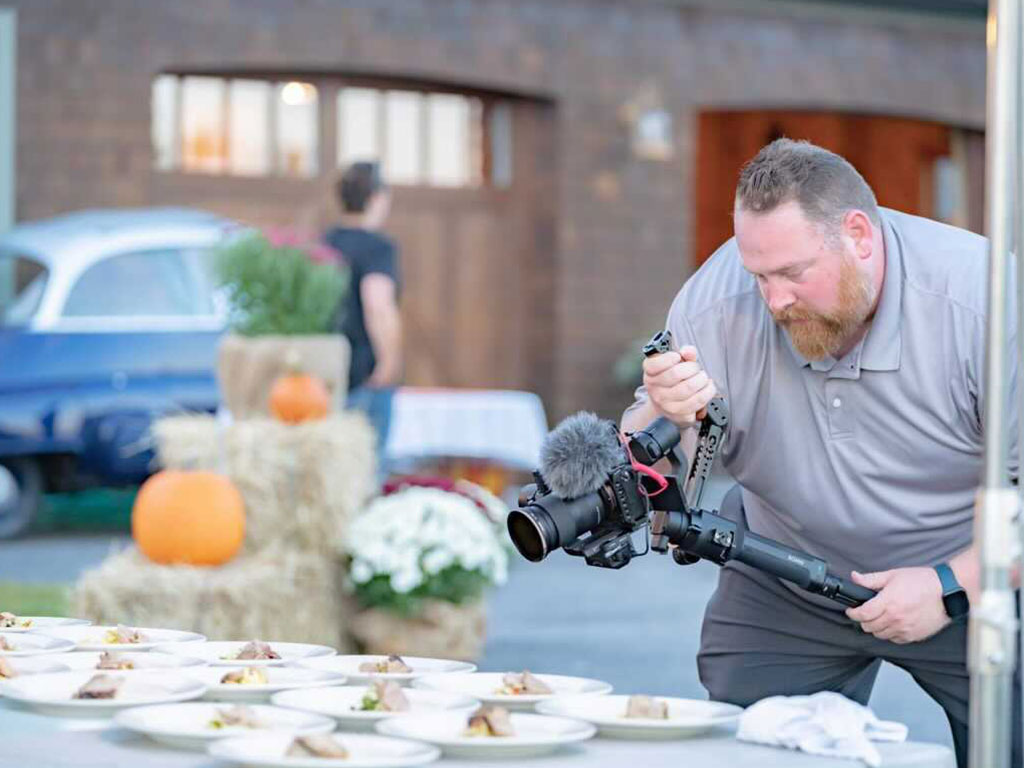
[{"x1": 281, "y1": 81, "x2": 316, "y2": 106}]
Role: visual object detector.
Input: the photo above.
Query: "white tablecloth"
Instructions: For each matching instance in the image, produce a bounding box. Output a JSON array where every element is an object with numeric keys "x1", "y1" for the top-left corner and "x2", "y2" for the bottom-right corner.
[
  {"x1": 384, "y1": 388, "x2": 549, "y2": 470},
  {"x1": 0, "y1": 699, "x2": 954, "y2": 768}
]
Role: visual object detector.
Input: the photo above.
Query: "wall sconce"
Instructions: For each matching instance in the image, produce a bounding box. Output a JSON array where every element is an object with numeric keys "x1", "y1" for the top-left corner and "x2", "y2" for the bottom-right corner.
[{"x1": 620, "y1": 84, "x2": 674, "y2": 161}]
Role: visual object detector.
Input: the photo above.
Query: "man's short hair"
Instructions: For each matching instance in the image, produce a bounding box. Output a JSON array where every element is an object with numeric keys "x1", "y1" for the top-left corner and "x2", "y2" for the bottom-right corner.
[
  {"x1": 337, "y1": 161, "x2": 384, "y2": 213},
  {"x1": 735, "y1": 139, "x2": 880, "y2": 232}
]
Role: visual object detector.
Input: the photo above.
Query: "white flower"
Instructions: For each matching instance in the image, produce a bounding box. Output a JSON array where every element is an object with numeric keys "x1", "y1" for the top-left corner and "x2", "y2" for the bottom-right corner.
[
  {"x1": 390, "y1": 568, "x2": 423, "y2": 594},
  {"x1": 350, "y1": 560, "x2": 374, "y2": 584},
  {"x1": 343, "y1": 486, "x2": 509, "y2": 599}
]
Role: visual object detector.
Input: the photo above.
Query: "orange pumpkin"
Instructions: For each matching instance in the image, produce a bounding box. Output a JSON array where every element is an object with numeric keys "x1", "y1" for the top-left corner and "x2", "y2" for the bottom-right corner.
[
  {"x1": 269, "y1": 372, "x2": 331, "y2": 423},
  {"x1": 132, "y1": 470, "x2": 245, "y2": 566}
]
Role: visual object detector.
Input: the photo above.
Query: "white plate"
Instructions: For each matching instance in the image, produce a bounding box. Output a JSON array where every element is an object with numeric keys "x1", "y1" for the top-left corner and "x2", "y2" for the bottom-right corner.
[
  {"x1": 115, "y1": 702, "x2": 336, "y2": 751},
  {"x1": 36, "y1": 625, "x2": 206, "y2": 652},
  {"x1": 155, "y1": 641, "x2": 335, "y2": 667},
  {"x1": 411, "y1": 672, "x2": 612, "y2": 710},
  {"x1": 297, "y1": 655, "x2": 476, "y2": 686},
  {"x1": 271, "y1": 686, "x2": 479, "y2": 731},
  {"x1": 186, "y1": 666, "x2": 347, "y2": 702},
  {"x1": 46, "y1": 651, "x2": 207, "y2": 672},
  {"x1": 1, "y1": 616, "x2": 91, "y2": 633},
  {"x1": 0, "y1": 631, "x2": 76, "y2": 657},
  {"x1": 0, "y1": 656, "x2": 71, "y2": 676},
  {"x1": 376, "y1": 711, "x2": 596, "y2": 758},
  {"x1": 0, "y1": 670, "x2": 206, "y2": 717},
  {"x1": 535, "y1": 695, "x2": 743, "y2": 739},
  {"x1": 208, "y1": 732, "x2": 441, "y2": 768}
]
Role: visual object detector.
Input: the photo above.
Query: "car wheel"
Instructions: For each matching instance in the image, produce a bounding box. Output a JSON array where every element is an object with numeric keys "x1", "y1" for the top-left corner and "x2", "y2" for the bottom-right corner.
[{"x1": 0, "y1": 458, "x2": 42, "y2": 539}]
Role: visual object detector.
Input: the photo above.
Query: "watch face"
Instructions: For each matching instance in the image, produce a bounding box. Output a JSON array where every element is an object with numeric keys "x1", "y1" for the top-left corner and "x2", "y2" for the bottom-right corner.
[{"x1": 944, "y1": 590, "x2": 970, "y2": 620}]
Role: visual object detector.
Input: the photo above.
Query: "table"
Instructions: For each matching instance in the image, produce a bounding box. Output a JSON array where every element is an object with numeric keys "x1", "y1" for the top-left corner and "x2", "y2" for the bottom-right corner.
[
  {"x1": 0, "y1": 700, "x2": 954, "y2": 768},
  {"x1": 384, "y1": 388, "x2": 549, "y2": 470}
]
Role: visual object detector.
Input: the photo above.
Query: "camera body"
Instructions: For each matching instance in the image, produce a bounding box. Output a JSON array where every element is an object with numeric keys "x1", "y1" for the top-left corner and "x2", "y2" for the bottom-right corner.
[{"x1": 510, "y1": 417, "x2": 682, "y2": 569}]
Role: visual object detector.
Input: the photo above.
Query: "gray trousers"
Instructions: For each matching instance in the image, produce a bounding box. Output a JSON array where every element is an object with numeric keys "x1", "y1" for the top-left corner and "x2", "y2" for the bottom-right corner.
[{"x1": 698, "y1": 558, "x2": 1022, "y2": 768}]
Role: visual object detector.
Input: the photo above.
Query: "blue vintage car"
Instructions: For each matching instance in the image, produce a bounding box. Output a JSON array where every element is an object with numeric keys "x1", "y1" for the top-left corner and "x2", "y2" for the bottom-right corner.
[{"x1": 0, "y1": 208, "x2": 234, "y2": 537}]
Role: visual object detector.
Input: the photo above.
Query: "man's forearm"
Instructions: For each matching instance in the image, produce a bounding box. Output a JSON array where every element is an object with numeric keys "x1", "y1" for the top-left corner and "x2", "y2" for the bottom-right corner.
[{"x1": 366, "y1": 308, "x2": 402, "y2": 382}]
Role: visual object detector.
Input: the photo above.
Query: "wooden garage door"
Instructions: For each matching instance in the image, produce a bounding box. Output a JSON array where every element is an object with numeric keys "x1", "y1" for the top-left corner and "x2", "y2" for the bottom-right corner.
[
  {"x1": 695, "y1": 111, "x2": 972, "y2": 266},
  {"x1": 387, "y1": 101, "x2": 557, "y2": 401}
]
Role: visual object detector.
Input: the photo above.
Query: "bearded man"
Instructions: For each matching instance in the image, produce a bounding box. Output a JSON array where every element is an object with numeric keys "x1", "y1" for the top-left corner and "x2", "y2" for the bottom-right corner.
[{"x1": 622, "y1": 138, "x2": 1020, "y2": 767}]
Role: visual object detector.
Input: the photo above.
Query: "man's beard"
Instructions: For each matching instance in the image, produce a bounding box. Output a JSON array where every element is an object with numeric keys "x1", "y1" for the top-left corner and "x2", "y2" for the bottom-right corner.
[{"x1": 773, "y1": 255, "x2": 875, "y2": 361}]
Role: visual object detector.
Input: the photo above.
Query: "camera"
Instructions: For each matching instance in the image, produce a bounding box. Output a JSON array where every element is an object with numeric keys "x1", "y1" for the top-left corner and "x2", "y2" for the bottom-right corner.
[
  {"x1": 506, "y1": 328, "x2": 877, "y2": 608},
  {"x1": 507, "y1": 416, "x2": 682, "y2": 569}
]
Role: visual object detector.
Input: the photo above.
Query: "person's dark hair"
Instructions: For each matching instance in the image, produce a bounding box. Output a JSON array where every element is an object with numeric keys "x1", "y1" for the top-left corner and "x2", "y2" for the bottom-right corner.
[
  {"x1": 337, "y1": 161, "x2": 385, "y2": 214},
  {"x1": 735, "y1": 139, "x2": 880, "y2": 234}
]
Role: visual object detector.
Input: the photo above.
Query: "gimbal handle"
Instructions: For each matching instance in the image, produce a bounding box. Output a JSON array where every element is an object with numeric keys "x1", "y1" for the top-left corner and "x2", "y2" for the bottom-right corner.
[{"x1": 655, "y1": 505, "x2": 877, "y2": 608}]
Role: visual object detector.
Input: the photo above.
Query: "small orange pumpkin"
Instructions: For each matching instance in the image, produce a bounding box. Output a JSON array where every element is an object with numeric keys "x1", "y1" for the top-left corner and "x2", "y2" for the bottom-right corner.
[
  {"x1": 269, "y1": 371, "x2": 331, "y2": 423},
  {"x1": 132, "y1": 470, "x2": 245, "y2": 566}
]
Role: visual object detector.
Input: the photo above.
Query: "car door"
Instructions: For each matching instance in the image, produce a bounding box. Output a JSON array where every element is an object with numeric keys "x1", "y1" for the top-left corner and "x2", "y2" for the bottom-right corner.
[{"x1": 35, "y1": 246, "x2": 223, "y2": 482}]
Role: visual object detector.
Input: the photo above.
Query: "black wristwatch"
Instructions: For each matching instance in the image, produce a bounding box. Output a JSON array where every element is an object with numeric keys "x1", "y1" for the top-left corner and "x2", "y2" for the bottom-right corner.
[{"x1": 935, "y1": 563, "x2": 970, "y2": 622}]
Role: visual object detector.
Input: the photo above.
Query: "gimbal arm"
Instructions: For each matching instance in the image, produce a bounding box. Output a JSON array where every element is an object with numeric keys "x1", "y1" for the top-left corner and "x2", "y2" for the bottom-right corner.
[{"x1": 650, "y1": 496, "x2": 877, "y2": 608}]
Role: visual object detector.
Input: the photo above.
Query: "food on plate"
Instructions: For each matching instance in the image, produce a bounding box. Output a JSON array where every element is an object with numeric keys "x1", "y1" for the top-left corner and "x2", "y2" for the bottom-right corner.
[
  {"x1": 0, "y1": 612, "x2": 29, "y2": 629},
  {"x1": 96, "y1": 651, "x2": 135, "y2": 671},
  {"x1": 0, "y1": 636, "x2": 12, "y2": 652},
  {"x1": 354, "y1": 679, "x2": 410, "y2": 712},
  {"x1": 495, "y1": 670, "x2": 552, "y2": 696},
  {"x1": 101, "y1": 625, "x2": 148, "y2": 645},
  {"x1": 357, "y1": 654, "x2": 412, "y2": 674},
  {"x1": 624, "y1": 694, "x2": 669, "y2": 719},
  {"x1": 223, "y1": 639, "x2": 281, "y2": 661},
  {"x1": 72, "y1": 674, "x2": 124, "y2": 700},
  {"x1": 0, "y1": 657, "x2": 17, "y2": 678},
  {"x1": 464, "y1": 705, "x2": 515, "y2": 737},
  {"x1": 286, "y1": 734, "x2": 350, "y2": 758},
  {"x1": 207, "y1": 705, "x2": 267, "y2": 729},
  {"x1": 220, "y1": 667, "x2": 269, "y2": 685}
]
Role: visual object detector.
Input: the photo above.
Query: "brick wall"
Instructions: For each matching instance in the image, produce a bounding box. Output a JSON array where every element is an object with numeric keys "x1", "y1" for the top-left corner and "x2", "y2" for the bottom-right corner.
[{"x1": 8, "y1": 0, "x2": 986, "y2": 419}]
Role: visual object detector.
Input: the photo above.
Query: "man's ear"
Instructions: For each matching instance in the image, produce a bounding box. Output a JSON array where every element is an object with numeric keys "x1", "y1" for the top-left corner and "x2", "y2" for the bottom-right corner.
[{"x1": 844, "y1": 210, "x2": 874, "y2": 260}]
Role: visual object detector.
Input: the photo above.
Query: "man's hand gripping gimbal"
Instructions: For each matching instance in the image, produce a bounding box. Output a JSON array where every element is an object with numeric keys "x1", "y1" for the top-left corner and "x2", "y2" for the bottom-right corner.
[{"x1": 506, "y1": 330, "x2": 877, "y2": 609}]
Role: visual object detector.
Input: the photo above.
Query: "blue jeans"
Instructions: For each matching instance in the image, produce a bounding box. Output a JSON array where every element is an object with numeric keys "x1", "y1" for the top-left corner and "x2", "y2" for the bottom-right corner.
[{"x1": 346, "y1": 386, "x2": 395, "y2": 483}]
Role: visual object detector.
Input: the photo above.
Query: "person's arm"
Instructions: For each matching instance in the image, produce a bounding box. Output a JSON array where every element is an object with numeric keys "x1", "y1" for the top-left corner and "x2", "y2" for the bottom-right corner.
[{"x1": 361, "y1": 273, "x2": 402, "y2": 387}]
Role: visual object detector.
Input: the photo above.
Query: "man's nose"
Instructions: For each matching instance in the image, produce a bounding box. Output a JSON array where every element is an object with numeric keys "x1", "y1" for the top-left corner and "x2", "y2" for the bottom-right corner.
[{"x1": 762, "y1": 282, "x2": 795, "y2": 315}]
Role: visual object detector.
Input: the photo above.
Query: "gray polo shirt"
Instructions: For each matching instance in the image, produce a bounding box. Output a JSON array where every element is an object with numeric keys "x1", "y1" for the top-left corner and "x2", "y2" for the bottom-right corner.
[{"x1": 629, "y1": 208, "x2": 1019, "y2": 606}]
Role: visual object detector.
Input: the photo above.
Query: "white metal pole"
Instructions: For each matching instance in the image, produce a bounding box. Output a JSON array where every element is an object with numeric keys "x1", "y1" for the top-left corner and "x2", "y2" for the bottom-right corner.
[{"x1": 973, "y1": 3, "x2": 1021, "y2": 767}]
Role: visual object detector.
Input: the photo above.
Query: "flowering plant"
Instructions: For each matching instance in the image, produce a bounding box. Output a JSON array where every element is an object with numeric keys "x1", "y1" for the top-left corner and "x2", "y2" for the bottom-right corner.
[
  {"x1": 215, "y1": 228, "x2": 348, "y2": 336},
  {"x1": 344, "y1": 486, "x2": 509, "y2": 617}
]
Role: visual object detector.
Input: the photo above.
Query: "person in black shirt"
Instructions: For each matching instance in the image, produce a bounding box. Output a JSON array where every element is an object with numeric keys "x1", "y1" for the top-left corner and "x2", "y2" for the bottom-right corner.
[{"x1": 325, "y1": 162, "x2": 402, "y2": 480}]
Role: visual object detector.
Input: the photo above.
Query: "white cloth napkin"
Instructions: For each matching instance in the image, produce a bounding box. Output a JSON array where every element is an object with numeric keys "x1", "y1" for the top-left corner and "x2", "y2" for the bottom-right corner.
[{"x1": 736, "y1": 691, "x2": 909, "y2": 767}]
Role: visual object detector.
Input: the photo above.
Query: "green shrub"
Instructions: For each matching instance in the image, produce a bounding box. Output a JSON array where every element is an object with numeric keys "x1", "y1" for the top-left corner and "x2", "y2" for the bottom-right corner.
[{"x1": 215, "y1": 230, "x2": 348, "y2": 336}]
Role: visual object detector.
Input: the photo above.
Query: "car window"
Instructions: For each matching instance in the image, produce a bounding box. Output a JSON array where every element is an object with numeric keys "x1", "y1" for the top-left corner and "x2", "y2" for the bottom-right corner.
[
  {"x1": 0, "y1": 253, "x2": 49, "y2": 326},
  {"x1": 61, "y1": 248, "x2": 215, "y2": 318}
]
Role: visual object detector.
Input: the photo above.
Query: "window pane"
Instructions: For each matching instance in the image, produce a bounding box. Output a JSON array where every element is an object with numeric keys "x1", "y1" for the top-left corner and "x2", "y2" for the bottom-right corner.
[
  {"x1": 0, "y1": 254, "x2": 48, "y2": 326},
  {"x1": 490, "y1": 102, "x2": 513, "y2": 188},
  {"x1": 151, "y1": 75, "x2": 178, "y2": 171},
  {"x1": 276, "y1": 81, "x2": 318, "y2": 178},
  {"x1": 229, "y1": 80, "x2": 270, "y2": 176},
  {"x1": 338, "y1": 87, "x2": 380, "y2": 167},
  {"x1": 181, "y1": 76, "x2": 226, "y2": 173},
  {"x1": 427, "y1": 94, "x2": 472, "y2": 187},
  {"x1": 62, "y1": 250, "x2": 200, "y2": 317},
  {"x1": 384, "y1": 90, "x2": 423, "y2": 185}
]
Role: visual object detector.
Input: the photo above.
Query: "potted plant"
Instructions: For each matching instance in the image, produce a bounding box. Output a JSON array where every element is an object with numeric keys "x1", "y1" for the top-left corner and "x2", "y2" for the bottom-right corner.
[
  {"x1": 215, "y1": 228, "x2": 349, "y2": 419},
  {"x1": 343, "y1": 485, "x2": 509, "y2": 661}
]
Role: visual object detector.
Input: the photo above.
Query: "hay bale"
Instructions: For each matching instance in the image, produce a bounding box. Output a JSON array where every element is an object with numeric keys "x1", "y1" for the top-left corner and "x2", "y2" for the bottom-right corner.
[
  {"x1": 72, "y1": 545, "x2": 353, "y2": 651},
  {"x1": 151, "y1": 413, "x2": 376, "y2": 555},
  {"x1": 349, "y1": 600, "x2": 487, "y2": 662},
  {"x1": 217, "y1": 333, "x2": 350, "y2": 420}
]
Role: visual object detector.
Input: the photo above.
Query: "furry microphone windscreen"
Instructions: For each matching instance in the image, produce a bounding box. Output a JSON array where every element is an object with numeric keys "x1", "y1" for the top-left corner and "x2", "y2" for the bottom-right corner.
[{"x1": 539, "y1": 411, "x2": 626, "y2": 499}]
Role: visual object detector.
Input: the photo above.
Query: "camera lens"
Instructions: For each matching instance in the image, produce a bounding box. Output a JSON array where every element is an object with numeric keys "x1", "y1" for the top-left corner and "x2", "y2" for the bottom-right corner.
[
  {"x1": 507, "y1": 507, "x2": 555, "y2": 562},
  {"x1": 507, "y1": 492, "x2": 606, "y2": 562}
]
